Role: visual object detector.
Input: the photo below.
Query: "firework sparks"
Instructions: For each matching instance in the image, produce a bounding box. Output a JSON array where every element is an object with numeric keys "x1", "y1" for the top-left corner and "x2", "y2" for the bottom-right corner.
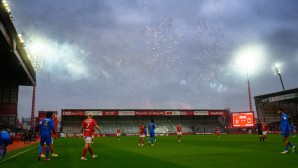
[
  {"x1": 192, "y1": 17, "x2": 228, "y2": 86},
  {"x1": 145, "y1": 19, "x2": 182, "y2": 75}
]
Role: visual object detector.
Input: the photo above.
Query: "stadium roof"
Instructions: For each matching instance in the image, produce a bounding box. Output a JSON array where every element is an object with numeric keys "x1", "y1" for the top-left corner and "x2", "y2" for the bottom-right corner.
[
  {"x1": 254, "y1": 88, "x2": 298, "y2": 104},
  {"x1": 0, "y1": 2, "x2": 35, "y2": 86}
]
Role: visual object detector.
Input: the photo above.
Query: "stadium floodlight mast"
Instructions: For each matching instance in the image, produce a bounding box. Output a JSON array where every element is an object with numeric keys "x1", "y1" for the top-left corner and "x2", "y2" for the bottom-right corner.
[
  {"x1": 27, "y1": 45, "x2": 44, "y2": 132},
  {"x1": 272, "y1": 64, "x2": 285, "y2": 91},
  {"x1": 236, "y1": 57, "x2": 254, "y2": 113},
  {"x1": 234, "y1": 44, "x2": 267, "y2": 113}
]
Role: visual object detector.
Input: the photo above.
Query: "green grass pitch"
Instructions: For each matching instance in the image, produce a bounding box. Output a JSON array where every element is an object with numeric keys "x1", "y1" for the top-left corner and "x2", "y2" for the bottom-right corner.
[{"x1": 1, "y1": 134, "x2": 298, "y2": 168}]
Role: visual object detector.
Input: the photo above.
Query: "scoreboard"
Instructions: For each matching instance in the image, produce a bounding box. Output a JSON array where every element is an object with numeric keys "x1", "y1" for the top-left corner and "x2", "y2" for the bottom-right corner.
[{"x1": 232, "y1": 112, "x2": 254, "y2": 127}]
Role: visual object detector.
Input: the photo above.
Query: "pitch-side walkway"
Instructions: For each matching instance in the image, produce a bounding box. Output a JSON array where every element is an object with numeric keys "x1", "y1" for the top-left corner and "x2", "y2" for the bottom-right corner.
[{"x1": 7, "y1": 141, "x2": 39, "y2": 151}]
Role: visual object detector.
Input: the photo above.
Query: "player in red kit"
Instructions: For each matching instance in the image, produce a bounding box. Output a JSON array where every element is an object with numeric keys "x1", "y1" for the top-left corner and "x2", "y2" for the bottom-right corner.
[
  {"x1": 216, "y1": 126, "x2": 220, "y2": 137},
  {"x1": 80, "y1": 113, "x2": 101, "y2": 160},
  {"x1": 262, "y1": 122, "x2": 269, "y2": 142},
  {"x1": 138, "y1": 122, "x2": 145, "y2": 146},
  {"x1": 176, "y1": 123, "x2": 182, "y2": 142},
  {"x1": 116, "y1": 128, "x2": 121, "y2": 140}
]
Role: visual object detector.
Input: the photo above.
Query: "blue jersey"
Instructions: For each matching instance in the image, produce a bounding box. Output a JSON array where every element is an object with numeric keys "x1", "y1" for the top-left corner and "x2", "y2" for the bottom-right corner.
[
  {"x1": 148, "y1": 122, "x2": 156, "y2": 133},
  {"x1": 0, "y1": 131, "x2": 10, "y2": 146},
  {"x1": 0, "y1": 131, "x2": 10, "y2": 140},
  {"x1": 280, "y1": 113, "x2": 290, "y2": 134},
  {"x1": 38, "y1": 118, "x2": 55, "y2": 137}
]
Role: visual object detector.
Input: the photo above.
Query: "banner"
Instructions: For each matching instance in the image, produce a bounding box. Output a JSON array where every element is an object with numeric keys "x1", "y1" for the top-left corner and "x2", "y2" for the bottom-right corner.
[
  {"x1": 135, "y1": 111, "x2": 165, "y2": 116},
  {"x1": 194, "y1": 111, "x2": 208, "y2": 115},
  {"x1": 208, "y1": 110, "x2": 227, "y2": 116},
  {"x1": 165, "y1": 111, "x2": 180, "y2": 116},
  {"x1": 61, "y1": 109, "x2": 228, "y2": 116},
  {"x1": 102, "y1": 111, "x2": 119, "y2": 116},
  {"x1": 118, "y1": 111, "x2": 135, "y2": 116},
  {"x1": 85, "y1": 111, "x2": 102, "y2": 116},
  {"x1": 180, "y1": 111, "x2": 194, "y2": 116},
  {"x1": 62, "y1": 110, "x2": 85, "y2": 116}
]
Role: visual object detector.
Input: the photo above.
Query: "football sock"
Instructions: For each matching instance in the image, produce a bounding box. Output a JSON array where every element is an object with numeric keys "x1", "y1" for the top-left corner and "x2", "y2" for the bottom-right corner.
[
  {"x1": 88, "y1": 147, "x2": 94, "y2": 155},
  {"x1": 42, "y1": 145, "x2": 46, "y2": 154},
  {"x1": 289, "y1": 142, "x2": 294, "y2": 147},
  {"x1": 38, "y1": 145, "x2": 43, "y2": 155},
  {"x1": 45, "y1": 146, "x2": 49, "y2": 158},
  {"x1": 50, "y1": 145, "x2": 54, "y2": 154},
  {"x1": 2, "y1": 147, "x2": 6, "y2": 159},
  {"x1": 82, "y1": 147, "x2": 87, "y2": 157}
]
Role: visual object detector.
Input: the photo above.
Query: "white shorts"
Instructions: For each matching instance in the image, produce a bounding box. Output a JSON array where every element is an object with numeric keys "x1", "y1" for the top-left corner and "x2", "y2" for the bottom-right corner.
[
  {"x1": 262, "y1": 131, "x2": 267, "y2": 135},
  {"x1": 177, "y1": 132, "x2": 182, "y2": 135},
  {"x1": 139, "y1": 134, "x2": 145, "y2": 138},
  {"x1": 117, "y1": 133, "x2": 121, "y2": 136},
  {"x1": 84, "y1": 136, "x2": 92, "y2": 143}
]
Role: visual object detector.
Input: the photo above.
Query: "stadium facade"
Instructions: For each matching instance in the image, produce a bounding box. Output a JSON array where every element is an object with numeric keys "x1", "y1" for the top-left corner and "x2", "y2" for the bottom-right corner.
[{"x1": 0, "y1": 1, "x2": 35, "y2": 131}]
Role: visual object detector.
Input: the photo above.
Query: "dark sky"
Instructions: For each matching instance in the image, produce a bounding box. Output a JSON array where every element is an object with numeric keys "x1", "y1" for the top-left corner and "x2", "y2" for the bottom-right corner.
[{"x1": 7, "y1": 0, "x2": 298, "y2": 118}]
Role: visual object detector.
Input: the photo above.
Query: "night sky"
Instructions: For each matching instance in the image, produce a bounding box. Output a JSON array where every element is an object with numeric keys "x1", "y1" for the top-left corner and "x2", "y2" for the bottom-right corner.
[{"x1": 7, "y1": 0, "x2": 298, "y2": 119}]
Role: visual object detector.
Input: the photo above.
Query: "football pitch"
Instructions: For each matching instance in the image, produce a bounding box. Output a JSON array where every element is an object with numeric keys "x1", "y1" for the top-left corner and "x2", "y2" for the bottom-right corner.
[{"x1": 1, "y1": 134, "x2": 298, "y2": 168}]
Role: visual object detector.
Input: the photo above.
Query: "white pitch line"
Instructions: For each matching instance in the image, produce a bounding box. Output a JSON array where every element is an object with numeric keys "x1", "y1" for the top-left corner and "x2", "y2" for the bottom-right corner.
[{"x1": 1, "y1": 145, "x2": 39, "y2": 162}]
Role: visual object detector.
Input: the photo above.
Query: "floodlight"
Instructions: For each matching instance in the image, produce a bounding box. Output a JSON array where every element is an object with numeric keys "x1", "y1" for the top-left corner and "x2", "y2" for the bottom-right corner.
[
  {"x1": 272, "y1": 63, "x2": 285, "y2": 91},
  {"x1": 272, "y1": 64, "x2": 282, "y2": 75}
]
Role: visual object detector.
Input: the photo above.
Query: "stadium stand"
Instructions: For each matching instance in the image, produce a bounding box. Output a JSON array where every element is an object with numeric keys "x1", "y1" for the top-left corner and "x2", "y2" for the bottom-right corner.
[
  {"x1": 1, "y1": 2, "x2": 36, "y2": 144},
  {"x1": 254, "y1": 88, "x2": 298, "y2": 125},
  {"x1": 61, "y1": 109, "x2": 229, "y2": 136}
]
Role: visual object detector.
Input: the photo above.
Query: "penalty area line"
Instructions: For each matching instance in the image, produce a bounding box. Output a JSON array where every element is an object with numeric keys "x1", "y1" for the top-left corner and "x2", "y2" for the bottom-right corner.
[{"x1": 1, "y1": 145, "x2": 39, "y2": 163}]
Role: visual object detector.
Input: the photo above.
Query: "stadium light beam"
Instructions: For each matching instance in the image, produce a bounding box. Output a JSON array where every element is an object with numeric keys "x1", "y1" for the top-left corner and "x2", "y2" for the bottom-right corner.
[
  {"x1": 234, "y1": 44, "x2": 267, "y2": 112},
  {"x1": 272, "y1": 64, "x2": 285, "y2": 91}
]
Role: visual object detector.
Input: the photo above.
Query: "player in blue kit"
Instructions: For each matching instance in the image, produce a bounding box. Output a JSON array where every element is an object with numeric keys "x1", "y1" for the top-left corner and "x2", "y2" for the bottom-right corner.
[
  {"x1": 148, "y1": 120, "x2": 156, "y2": 146},
  {"x1": 37, "y1": 112, "x2": 56, "y2": 161},
  {"x1": 277, "y1": 108, "x2": 296, "y2": 154},
  {"x1": 0, "y1": 129, "x2": 10, "y2": 161}
]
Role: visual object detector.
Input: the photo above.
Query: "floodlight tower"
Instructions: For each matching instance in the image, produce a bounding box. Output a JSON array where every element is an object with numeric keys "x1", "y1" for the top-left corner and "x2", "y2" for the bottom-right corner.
[
  {"x1": 234, "y1": 44, "x2": 267, "y2": 122},
  {"x1": 243, "y1": 70, "x2": 253, "y2": 112},
  {"x1": 272, "y1": 64, "x2": 285, "y2": 91},
  {"x1": 247, "y1": 75, "x2": 253, "y2": 112},
  {"x1": 28, "y1": 48, "x2": 44, "y2": 131},
  {"x1": 234, "y1": 45, "x2": 266, "y2": 113},
  {"x1": 237, "y1": 59, "x2": 254, "y2": 113}
]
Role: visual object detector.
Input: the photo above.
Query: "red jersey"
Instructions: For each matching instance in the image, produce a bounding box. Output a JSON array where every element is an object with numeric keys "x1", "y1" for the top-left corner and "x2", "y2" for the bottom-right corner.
[
  {"x1": 139, "y1": 125, "x2": 145, "y2": 134},
  {"x1": 82, "y1": 118, "x2": 98, "y2": 137},
  {"x1": 216, "y1": 127, "x2": 220, "y2": 131},
  {"x1": 117, "y1": 128, "x2": 121, "y2": 133},
  {"x1": 262, "y1": 124, "x2": 268, "y2": 131},
  {"x1": 177, "y1": 125, "x2": 182, "y2": 132}
]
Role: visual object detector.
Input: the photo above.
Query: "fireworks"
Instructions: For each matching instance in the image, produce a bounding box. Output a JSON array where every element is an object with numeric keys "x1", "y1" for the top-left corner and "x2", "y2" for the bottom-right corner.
[
  {"x1": 145, "y1": 19, "x2": 183, "y2": 76},
  {"x1": 192, "y1": 17, "x2": 229, "y2": 85}
]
